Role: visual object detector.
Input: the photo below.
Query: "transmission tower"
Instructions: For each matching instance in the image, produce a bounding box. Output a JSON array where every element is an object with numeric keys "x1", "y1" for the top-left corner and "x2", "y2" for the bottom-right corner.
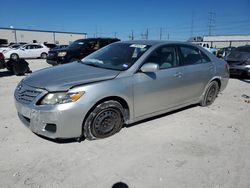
[{"x1": 208, "y1": 12, "x2": 216, "y2": 35}]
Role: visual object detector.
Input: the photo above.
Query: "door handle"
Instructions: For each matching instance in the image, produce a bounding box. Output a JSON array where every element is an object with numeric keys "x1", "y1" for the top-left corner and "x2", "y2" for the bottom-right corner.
[{"x1": 174, "y1": 72, "x2": 183, "y2": 78}]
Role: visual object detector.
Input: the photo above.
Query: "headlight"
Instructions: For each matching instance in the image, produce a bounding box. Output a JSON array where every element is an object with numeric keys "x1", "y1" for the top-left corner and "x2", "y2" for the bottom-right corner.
[
  {"x1": 57, "y1": 51, "x2": 67, "y2": 57},
  {"x1": 40, "y1": 91, "x2": 85, "y2": 105}
]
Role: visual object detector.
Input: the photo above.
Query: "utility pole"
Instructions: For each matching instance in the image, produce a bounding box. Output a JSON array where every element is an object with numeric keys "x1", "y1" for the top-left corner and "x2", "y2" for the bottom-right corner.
[
  {"x1": 129, "y1": 30, "x2": 134, "y2": 40},
  {"x1": 114, "y1": 32, "x2": 117, "y2": 38},
  {"x1": 208, "y1": 12, "x2": 216, "y2": 36},
  {"x1": 141, "y1": 28, "x2": 149, "y2": 40},
  {"x1": 190, "y1": 11, "x2": 194, "y2": 37},
  {"x1": 160, "y1": 27, "x2": 162, "y2": 40}
]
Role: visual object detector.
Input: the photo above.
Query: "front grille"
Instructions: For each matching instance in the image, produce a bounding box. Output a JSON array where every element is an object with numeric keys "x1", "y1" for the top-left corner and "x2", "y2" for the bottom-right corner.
[{"x1": 15, "y1": 84, "x2": 44, "y2": 105}]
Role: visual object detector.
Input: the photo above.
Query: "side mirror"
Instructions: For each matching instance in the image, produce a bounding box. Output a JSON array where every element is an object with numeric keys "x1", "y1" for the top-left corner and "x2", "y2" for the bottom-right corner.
[
  {"x1": 140, "y1": 63, "x2": 159, "y2": 73},
  {"x1": 20, "y1": 48, "x2": 25, "y2": 51}
]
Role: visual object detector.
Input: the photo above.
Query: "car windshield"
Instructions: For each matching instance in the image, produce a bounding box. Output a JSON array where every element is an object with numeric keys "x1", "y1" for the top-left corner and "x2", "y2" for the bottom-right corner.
[
  {"x1": 80, "y1": 43, "x2": 151, "y2": 71},
  {"x1": 68, "y1": 40, "x2": 85, "y2": 48}
]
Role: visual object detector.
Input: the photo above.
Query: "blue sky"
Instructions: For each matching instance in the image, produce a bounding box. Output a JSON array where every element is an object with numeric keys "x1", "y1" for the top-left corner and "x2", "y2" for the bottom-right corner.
[{"x1": 0, "y1": 0, "x2": 249, "y2": 40}]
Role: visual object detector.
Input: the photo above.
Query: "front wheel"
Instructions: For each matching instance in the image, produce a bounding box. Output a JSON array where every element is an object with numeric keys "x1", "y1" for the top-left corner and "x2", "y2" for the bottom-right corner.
[
  {"x1": 200, "y1": 81, "x2": 219, "y2": 107},
  {"x1": 83, "y1": 100, "x2": 124, "y2": 140}
]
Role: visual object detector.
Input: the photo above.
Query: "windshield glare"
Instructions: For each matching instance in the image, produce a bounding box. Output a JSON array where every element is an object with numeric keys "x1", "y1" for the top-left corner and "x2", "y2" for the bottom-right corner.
[{"x1": 81, "y1": 43, "x2": 151, "y2": 71}]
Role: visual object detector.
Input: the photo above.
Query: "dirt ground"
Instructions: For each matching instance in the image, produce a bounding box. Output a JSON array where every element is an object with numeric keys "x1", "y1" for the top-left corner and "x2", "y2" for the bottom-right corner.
[{"x1": 0, "y1": 59, "x2": 250, "y2": 188}]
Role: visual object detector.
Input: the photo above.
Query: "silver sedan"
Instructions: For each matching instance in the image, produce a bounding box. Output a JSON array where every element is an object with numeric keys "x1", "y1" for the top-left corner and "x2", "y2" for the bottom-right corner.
[{"x1": 14, "y1": 41, "x2": 229, "y2": 140}]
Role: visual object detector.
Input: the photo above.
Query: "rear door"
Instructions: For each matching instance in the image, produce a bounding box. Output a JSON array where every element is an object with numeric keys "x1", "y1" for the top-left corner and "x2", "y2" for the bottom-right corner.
[{"x1": 177, "y1": 44, "x2": 215, "y2": 102}]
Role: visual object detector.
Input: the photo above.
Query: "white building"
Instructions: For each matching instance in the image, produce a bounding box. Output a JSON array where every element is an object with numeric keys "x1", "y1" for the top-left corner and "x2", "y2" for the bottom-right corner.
[
  {"x1": 203, "y1": 35, "x2": 250, "y2": 48},
  {"x1": 189, "y1": 35, "x2": 250, "y2": 48},
  {"x1": 0, "y1": 27, "x2": 87, "y2": 45}
]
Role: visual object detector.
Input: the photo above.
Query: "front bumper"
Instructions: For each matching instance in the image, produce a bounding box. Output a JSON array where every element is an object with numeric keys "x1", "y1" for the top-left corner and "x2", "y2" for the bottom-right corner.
[
  {"x1": 229, "y1": 65, "x2": 250, "y2": 76},
  {"x1": 46, "y1": 56, "x2": 69, "y2": 65},
  {"x1": 14, "y1": 84, "x2": 87, "y2": 139}
]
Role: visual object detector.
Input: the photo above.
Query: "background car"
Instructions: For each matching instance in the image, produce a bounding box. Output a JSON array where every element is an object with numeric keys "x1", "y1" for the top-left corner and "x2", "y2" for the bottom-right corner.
[
  {"x1": 52, "y1": 45, "x2": 68, "y2": 50},
  {"x1": 217, "y1": 46, "x2": 236, "y2": 58},
  {"x1": 225, "y1": 45, "x2": 250, "y2": 77},
  {"x1": 46, "y1": 38, "x2": 120, "y2": 65},
  {"x1": 0, "y1": 43, "x2": 26, "y2": 53},
  {"x1": 43, "y1": 43, "x2": 57, "y2": 49},
  {"x1": 2, "y1": 43, "x2": 49, "y2": 60}
]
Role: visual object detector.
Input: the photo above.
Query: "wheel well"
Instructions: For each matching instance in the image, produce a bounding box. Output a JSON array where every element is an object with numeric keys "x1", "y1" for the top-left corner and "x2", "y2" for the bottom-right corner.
[
  {"x1": 212, "y1": 78, "x2": 221, "y2": 89},
  {"x1": 82, "y1": 96, "x2": 130, "y2": 128}
]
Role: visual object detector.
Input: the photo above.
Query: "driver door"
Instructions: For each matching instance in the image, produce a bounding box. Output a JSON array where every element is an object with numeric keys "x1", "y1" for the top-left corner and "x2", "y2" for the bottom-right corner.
[{"x1": 133, "y1": 45, "x2": 185, "y2": 118}]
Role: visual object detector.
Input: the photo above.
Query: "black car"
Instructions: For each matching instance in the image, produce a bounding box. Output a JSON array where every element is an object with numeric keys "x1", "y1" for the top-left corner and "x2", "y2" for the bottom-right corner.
[
  {"x1": 225, "y1": 45, "x2": 250, "y2": 77},
  {"x1": 46, "y1": 38, "x2": 120, "y2": 65}
]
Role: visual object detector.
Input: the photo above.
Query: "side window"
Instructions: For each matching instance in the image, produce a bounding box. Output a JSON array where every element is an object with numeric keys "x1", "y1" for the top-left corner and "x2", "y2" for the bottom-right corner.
[
  {"x1": 145, "y1": 46, "x2": 178, "y2": 70},
  {"x1": 180, "y1": 46, "x2": 203, "y2": 66},
  {"x1": 25, "y1": 45, "x2": 32, "y2": 49},
  {"x1": 35, "y1": 45, "x2": 42, "y2": 49}
]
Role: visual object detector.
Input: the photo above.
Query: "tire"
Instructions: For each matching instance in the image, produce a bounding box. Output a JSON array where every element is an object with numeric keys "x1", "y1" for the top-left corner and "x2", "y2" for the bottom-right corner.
[
  {"x1": 41, "y1": 53, "x2": 47, "y2": 59},
  {"x1": 83, "y1": 100, "x2": 125, "y2": 140},
  {"x1": 200, "y1": 81, "x2": 219, "y2": 107},
  {"x1": 10, "y1": 53, "x2": 19, "y2": 61}
]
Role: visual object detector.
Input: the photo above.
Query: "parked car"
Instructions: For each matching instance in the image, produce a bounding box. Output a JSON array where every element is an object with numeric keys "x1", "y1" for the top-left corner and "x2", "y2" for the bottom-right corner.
[
  {"x1": 43, "y1": 43, "x2": 57, "y2": 49},
  {"x1": 0, "y1": 43, "x2": 26, "y2": 53},
  {"x1": 217, "y1": 47, "x2": 236, "y2": 58},
  {"x1": 53, "y1": 45, "x2": 68, "y2": 50},
  {"x1": 46, "y1": 38, "x2": 120, "y2": 65},
  {"x1": 15, "y1": 41, "x2": 229, "y2": 140},
  {"x1": 2, "y1": 43, "x2": 49, "y2": 60},
  {"x1": 225, "y1": 45, "x2": 250, "y2": 77},
  {"x1": 196, "y1": 43, "x2": 218, "y2": 55}
]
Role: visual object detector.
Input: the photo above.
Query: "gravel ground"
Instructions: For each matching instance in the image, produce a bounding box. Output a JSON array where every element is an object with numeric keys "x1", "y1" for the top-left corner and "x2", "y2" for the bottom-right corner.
[{"x1": 0, "y1": 59, "x2": 250, "y2": 188}]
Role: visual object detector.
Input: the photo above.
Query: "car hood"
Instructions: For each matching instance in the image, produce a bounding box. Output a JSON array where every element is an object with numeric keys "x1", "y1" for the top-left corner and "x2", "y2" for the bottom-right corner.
[
  {"x1": 226, "y1": 51, "x2": 250, "y2": 63},
  {"x1": 23, "y1": 62, "x2": 120, "y2": 91}
]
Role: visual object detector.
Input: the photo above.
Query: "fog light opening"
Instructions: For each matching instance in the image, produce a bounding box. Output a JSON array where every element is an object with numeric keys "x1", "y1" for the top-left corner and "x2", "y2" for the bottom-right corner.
[{"x1": 45, "y1": 123, "x2": 57, "y2": 133}]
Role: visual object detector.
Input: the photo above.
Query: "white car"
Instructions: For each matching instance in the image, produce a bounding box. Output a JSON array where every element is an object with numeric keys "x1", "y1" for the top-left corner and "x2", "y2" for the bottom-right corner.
[
  {"x1": 0, "y1": 43, "x2": 25, "y2": 53},
  {"x1": 3, "y1": 44, "x2": 49, "y2": 60}
]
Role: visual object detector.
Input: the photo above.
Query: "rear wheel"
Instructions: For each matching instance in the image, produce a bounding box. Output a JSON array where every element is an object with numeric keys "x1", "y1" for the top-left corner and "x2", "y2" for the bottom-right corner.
[
  {"x1": 200, "y1": 81, "x2": 219, "y2": 107},
  {"x1": 10, "y1": 53, "x2": 19, "y2": 61},
  {"x1": 83, "y1": 100, "x2": 124, "y2": 140},
  {"x1": 41, "y1": 53, "x2": 47, "y2": 59}
]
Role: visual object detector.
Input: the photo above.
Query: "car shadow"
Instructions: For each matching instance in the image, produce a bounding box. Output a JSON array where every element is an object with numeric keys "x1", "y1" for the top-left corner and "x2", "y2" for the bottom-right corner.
[
  {"x1": 35, "y1": 133, "x2": 85, "y2": 144},
  {"x1": 230, "y1": 75, "x2": 250, "y2": 83},
  {"x1": 125, "y1": 104, "x2": 197, "y2": 129},
  {"x1": 36, "y1": 104, "x2": 198, "y2": 144},
  {"x1": 0, "y1": 70, "x2": 13, "y2": 78}
]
